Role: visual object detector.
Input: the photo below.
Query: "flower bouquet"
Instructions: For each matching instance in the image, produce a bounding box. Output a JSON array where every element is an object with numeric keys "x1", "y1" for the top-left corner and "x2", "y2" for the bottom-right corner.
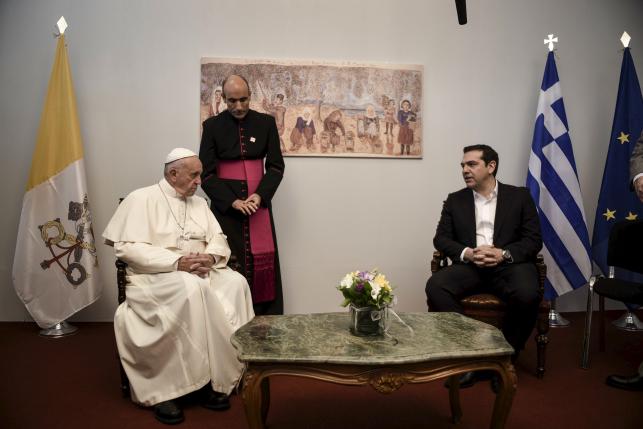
[{"x1": 338, "y1": 269, "x2": 394, "y2": 336}]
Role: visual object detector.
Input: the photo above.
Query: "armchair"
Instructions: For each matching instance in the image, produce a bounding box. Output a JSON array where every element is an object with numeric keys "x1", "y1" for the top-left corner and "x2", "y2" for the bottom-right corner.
[
  {"x1": 430, "y1": 251, "x2": 550, "y2": 378},
  {"x1": 581, "y1": 220, "x2": 643, "y2": 369}
]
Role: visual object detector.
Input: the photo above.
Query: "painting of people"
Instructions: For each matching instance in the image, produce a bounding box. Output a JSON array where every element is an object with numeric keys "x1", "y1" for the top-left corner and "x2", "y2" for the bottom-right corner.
[{"x1": 200, "y1": 58, "x2": 423, "y2": 158}]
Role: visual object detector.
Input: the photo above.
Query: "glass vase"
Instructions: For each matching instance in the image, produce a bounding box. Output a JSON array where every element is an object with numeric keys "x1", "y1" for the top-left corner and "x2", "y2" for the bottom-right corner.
[{"x1": 349, "y1": 304, "x2": 387, "y2": 336}]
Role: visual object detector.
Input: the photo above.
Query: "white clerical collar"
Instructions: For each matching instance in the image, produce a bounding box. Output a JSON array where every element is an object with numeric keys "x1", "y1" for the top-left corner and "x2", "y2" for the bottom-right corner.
[
  {"x1": 159, "y1": 178, "x2": 187, "y2": 200},
  {"x1": 472, "y1": 179, "x2": 498, "y2": 202}
]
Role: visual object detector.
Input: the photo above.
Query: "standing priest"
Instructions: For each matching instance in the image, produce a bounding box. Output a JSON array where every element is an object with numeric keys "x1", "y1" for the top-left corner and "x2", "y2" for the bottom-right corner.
[
  {"x1": 199, "y1": 74, "x2": 285, "y2": 315},
  {"x1": 103, "y1": 148, "x2": 254, "y2": 424}
]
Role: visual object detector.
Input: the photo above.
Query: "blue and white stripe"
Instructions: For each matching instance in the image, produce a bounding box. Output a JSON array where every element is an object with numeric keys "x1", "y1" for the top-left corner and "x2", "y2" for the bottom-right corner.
[{"x1": 526, "y1": 53, "x2": 592, "y2": 299}]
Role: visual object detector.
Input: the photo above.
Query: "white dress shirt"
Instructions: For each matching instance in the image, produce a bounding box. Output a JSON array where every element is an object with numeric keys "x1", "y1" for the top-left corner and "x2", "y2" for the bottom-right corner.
[{"x1": 460, "y1": 179, "x2": 498, "y2": 261}]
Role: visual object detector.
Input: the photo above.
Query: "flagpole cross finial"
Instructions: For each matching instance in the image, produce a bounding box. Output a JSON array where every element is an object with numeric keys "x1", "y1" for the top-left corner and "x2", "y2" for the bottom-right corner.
[
  {"x1": 620, "y1": 31, "x2": 631, "y2": 48},
  {"x1": 544, "y1": 34, "x2": 558, "y2": 52}
]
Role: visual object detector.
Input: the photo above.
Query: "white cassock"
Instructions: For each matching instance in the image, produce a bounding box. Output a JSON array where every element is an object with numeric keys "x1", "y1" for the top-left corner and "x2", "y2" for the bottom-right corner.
[{"x1": 103, "y1": 178, "x2": 254, "y2": 406}]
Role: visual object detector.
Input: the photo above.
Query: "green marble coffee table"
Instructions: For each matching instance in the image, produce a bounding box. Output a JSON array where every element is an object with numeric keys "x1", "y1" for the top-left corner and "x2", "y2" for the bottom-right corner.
[{"x1": 231, "y1": 312, "x2": 516, "y2": 429}]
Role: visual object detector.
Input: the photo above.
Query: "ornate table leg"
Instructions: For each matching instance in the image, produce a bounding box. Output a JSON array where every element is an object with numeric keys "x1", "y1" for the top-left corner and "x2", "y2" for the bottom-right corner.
[
  {"x1": 242, "y1": 367, "x2": 268, "y2": 429},
  {"x1": 489, "y1": 362, "x2": 517, "y2": 429}
]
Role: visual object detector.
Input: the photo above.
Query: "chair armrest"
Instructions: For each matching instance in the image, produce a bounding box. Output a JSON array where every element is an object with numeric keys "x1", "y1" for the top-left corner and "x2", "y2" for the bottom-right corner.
[
  {"x1": 116, "y1": 253, "x2": 242, "y2": 305},
  {"x1": 228, "y1": 254, "x2": 242, "y2": 273},
  {"x1": 431, "y1": 250, "x2": 449, "y2": 274},
  {"x1": 535, "y1": 254, "x2": 546, "y2": 299},
  {"x1": 116, "y1": 259, "x2": 128, "y2": 304}
]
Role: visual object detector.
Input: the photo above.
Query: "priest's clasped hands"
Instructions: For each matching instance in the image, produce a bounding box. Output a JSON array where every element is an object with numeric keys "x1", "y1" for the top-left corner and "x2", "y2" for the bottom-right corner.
[
  {"x1": 463, "y1": 245, "x2": 504, "y2": 267},
  {"x1": 177, "y1": 253, "x2": 215, "y2": 278},
  {"x1": 231, "y1": 193, "x2": 262, "y2": 215}
]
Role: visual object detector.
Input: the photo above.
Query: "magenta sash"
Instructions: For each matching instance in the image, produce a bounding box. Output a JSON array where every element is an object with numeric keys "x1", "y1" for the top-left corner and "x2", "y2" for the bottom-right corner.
[{"x1": 218, "y1": 160, "x2": 275, "y2": 302}]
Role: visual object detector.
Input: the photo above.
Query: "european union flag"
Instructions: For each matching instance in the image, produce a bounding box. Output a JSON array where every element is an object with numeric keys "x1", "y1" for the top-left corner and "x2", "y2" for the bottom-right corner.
[
  {"x1": 527, "y1": 52, "x2": 592, "y2": 300},
  {"x1": 592, "y1": 48, "x2": 643, "y2": 280}
]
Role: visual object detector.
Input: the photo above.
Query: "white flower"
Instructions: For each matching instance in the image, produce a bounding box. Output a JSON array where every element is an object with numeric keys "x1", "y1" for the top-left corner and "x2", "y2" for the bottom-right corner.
[
  {"x1": 340, "y1": 274, "x2": 353, "y2": 289},
  {"x1": 370, "y1": 283, "x2": 382, "y2": 300}
]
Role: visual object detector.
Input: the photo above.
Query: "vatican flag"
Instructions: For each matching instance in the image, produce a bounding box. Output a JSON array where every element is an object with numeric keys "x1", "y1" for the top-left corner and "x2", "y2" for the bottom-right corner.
[{"x1": 12, "y1": 34, "x2": 101, "y2": 328}]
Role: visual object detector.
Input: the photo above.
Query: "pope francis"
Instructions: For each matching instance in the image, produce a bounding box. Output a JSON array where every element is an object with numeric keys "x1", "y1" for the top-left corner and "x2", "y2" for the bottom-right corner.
[{"x1": 103, "y1": 148, "x2": 254, "y2": 425}]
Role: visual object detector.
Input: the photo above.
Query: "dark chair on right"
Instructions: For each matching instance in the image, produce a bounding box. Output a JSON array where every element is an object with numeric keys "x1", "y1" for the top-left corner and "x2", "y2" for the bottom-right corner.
[
  {"x1": 431, "y1": 251, "x2": 550, "y2": 378},
  {"x1": 581, "y1": 220, "x2": 643, "y2": 369}
]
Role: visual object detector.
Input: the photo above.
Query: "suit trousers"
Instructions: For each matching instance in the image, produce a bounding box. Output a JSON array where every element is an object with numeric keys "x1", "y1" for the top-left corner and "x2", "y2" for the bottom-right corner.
[{"x1": 425, "y1": 262, "x2": 539, "y2": 352}]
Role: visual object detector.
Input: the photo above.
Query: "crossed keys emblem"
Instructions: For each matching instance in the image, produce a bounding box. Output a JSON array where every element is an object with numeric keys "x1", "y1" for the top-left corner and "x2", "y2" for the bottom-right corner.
[{"x1": 38, "y1": 195, "x2": 98, "y2": 286}]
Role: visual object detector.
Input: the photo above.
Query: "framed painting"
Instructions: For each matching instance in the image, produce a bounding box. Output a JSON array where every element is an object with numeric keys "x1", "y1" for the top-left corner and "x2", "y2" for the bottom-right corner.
[{"x1": 201, "y1": 58, "x2": 423, "y2": 158}]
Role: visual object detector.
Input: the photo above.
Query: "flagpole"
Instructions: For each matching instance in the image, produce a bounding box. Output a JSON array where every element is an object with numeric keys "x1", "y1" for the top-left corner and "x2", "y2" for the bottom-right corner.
[
  {"x1": 34, "y1": 16, "x2": 81, "y2": 338},
  {"x1": 607, "y1": 31, "x2": 643, "y2": 333},
  {"x1": 612, "y1": 311, "x2": 643, "y2": 331},
  {"x1": 537, "y1": 34, "x2": 576, "y2": 328},
  {"x1": 548, "y1": 297, "x2": 570, "y2": 327},
  {"x1": 541, "y1": 33, "x2": 571, "y2": 329}
]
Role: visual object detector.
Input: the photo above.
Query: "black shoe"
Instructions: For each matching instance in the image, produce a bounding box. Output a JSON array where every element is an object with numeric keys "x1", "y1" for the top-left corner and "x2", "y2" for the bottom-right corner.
[
  {"x1": 606, "y1": 374, "x2": 643, "y2": 391},
  {"x1": 153, "y1": 400, "x2": 184, "y2": 425},
  {"x1": 202, "y1": 389, "x2": 231, "y2": 411}
]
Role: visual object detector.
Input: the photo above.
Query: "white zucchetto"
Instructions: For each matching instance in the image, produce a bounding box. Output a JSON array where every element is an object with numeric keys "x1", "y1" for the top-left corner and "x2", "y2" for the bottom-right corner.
[{"x1": 165, "y1": 148, "x2": 197, "y2": 164}]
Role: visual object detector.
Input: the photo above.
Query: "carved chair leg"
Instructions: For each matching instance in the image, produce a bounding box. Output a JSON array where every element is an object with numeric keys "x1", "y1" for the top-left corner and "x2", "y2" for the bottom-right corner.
[
  {"x1": 535, "y1": 333, "x2": 548, "y2": 379},
  {"x1": 535, "y1": 306, "x2": 549, "y2": 378}
]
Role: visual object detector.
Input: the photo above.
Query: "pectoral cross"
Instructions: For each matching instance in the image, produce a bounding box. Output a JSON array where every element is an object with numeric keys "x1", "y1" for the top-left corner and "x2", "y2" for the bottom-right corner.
[{"x1": 177, "y1": 231, "x2": 191, "y2": 249}]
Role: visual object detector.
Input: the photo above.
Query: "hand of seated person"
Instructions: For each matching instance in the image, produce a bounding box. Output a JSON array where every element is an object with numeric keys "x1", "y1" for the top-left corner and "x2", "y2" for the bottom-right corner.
[
  {"x1": 178, "y1": 253, "x2": 215, "y2": 278},
  {"x1": 635, "y1": 176, "x2": 643, "y2": 202},
  {"x1": 472, "y1": 245, "x2": 503, "y2": 267}
]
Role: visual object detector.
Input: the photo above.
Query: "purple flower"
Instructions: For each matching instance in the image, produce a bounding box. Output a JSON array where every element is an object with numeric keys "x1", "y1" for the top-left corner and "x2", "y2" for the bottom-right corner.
[
  {"x1": 355, "y1": 282, "x2": 364, "y2": 292},
  {"x1": 358, "y1": 271, "x2": 374, "y2": 281}
]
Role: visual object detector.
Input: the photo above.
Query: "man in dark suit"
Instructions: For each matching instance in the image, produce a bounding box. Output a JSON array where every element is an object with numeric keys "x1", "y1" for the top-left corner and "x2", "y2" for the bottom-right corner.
[
  {"x1": 605, "y1": 133, "x2": 643, "y2": 392},
  {"x1": 199, "y1": 75, "x2": 285, "y2": 316},
  {"x1": 426, "y1": 145, "x2": 542, "y2": 387}
]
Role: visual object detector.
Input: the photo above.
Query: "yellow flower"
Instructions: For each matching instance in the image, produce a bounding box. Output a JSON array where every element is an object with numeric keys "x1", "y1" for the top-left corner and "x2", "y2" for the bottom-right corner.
[{"x1": 373, "y1": 274, "x2": 390, "y2": 289}]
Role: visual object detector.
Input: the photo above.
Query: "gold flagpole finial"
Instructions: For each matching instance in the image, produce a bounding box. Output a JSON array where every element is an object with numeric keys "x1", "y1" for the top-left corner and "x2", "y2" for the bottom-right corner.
[{"x1": 55, "y1": 16, "x2": 68, "y2": 37}]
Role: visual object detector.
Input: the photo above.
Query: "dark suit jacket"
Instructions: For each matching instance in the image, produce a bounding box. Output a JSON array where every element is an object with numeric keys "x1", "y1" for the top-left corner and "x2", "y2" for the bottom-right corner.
[
  {"x1": 199, "y1": 109, "x2": 284, "y2": 214},
  {"x1": 434, "y1": 182, "x2": 542, "y2": 264}
]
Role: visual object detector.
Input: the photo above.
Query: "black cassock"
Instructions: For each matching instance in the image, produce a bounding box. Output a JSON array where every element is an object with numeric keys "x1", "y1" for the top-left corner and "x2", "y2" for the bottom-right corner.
[{"x1": 199, "y1": 109, "x2": 285, "y2": 315}]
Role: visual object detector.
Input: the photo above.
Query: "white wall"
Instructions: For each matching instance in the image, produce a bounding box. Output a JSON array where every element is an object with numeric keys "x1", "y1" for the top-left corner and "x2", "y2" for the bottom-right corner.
[{"x1": 1, "y1": 0, "x2": 642, "y2": 322}]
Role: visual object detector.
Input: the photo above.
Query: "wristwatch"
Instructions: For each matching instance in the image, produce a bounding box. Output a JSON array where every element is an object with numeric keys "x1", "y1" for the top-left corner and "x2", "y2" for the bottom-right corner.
[{"x1": 502, "y1": 249, "x2": 513, "y2": 263}]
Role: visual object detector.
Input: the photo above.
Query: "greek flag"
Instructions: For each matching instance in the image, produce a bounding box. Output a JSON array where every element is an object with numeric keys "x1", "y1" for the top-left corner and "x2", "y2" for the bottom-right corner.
[{"x1": 526, "y1": 51, "x2": 592, "y2": 300}]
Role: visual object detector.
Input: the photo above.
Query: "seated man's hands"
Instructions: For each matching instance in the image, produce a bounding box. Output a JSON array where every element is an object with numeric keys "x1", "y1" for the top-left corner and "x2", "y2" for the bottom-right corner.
[
  {"x1": 177, "y1": 253, "x2": 215, "y2": 278},
  {"x1": 635, "y1": 177, "x2": 643, "y2": 202},
  {"x1": 471, "y1": 245, "x2": 503, "y2": 267}
]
